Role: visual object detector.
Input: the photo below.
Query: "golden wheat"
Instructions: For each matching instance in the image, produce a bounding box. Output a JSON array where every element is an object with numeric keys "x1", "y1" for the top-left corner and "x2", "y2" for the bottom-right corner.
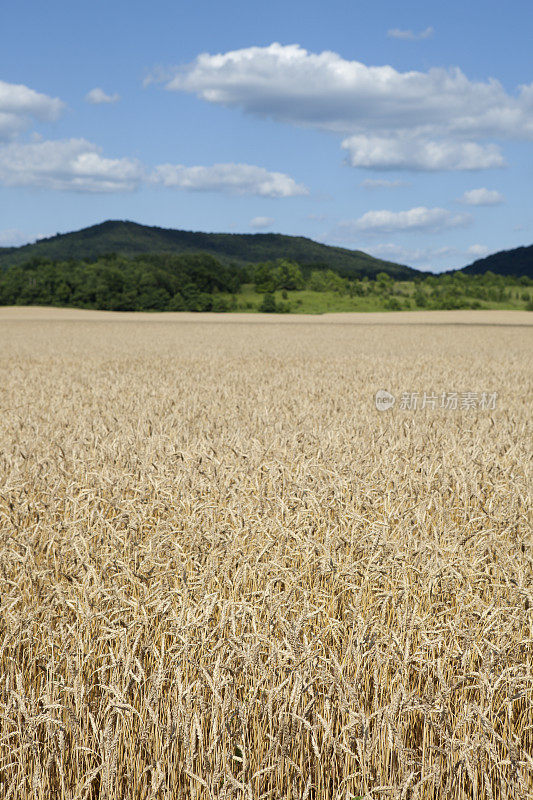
[{"x1": 0, "y1": 309, "x2": 531, "y2": 799}]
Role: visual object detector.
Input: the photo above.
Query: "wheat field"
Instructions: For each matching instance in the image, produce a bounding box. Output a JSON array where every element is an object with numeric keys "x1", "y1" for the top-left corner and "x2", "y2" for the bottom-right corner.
[{"x1": 0, "y1": 309, "x2": 531, "y2": 800}]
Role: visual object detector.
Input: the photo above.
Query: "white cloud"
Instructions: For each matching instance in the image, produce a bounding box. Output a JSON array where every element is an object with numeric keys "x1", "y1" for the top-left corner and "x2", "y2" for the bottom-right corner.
[
  {"x1": 0, "y1": 138, "x2": 144, "y2": 192},
  {"x1": 466, "y1": 244, "x2": 491, "y2": 257},
  {"x1": 359, "y1": 242, "x2": 493, "y2": 270},
  {"x1": 250, "y1": 216, "x2": 274, "y2": 229},
  {"x1": 361, "y1": 178, "x2": 411, "y2": 188},
  {"x1": 0, "y1": 80, "x2": 64, "y2": 140},
  {"x1": 85, "y1": 88, "x2": 120, "y2": 104},
  {"x1": 333, "y1": 206, "x2": 472, "y2": 236},
  {"x1": 0, "y1": 138, "x2": 306, "y2": 197},
  {"x1": 155, "y1": 43, "x2": 533, "y2": 139},
  {"x1": 0, "y1": 228, "x2": 30, "y2": 246},
  {"x1": 458, "y1": 188, "x2": 504, "y2": 205},
  {"x1": 365, "y1": 243, "x2": 457, "y2": 263},
  {"x1": 387, "y1": 26, "x2": 434, "y2": 41},
  {"x1": 343, "y1": 135, "x2": 505, "y2": 171},
  {"x1": 153, "y1": 43, "x2": 533, "y2": 171},
  {"x1": 151, "y1": 162, "x2": 307, "y2": 197}
]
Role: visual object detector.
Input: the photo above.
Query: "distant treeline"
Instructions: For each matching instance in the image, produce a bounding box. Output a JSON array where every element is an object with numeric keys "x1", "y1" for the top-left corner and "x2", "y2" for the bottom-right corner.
[
  {"x1": 0, "y1": 252, "x2": 531, "y2": 312},
  {"x1": 0, "y1": 253, "x2": 245, "y2": 312}
]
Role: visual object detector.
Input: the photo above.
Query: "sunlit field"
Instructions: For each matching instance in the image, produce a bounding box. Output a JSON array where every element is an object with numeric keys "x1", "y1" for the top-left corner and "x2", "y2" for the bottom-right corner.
[{"x1": 0, "y1": 308, "x2": 531, "y2": 800}]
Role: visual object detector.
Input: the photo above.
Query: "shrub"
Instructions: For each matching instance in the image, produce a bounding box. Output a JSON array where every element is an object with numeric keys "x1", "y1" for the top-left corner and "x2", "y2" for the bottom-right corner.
[{"x1": 259, "y1": 293, "x2": 278, "y2": 313}]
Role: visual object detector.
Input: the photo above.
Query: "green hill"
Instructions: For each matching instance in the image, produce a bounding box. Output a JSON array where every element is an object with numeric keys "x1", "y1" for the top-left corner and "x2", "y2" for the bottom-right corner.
[
  {"x1": 0, "y1": 220, "x2": 418, "y2": 279},
  {"x1": 460, "y1": 245, "x2": 533, "y2": 278}
]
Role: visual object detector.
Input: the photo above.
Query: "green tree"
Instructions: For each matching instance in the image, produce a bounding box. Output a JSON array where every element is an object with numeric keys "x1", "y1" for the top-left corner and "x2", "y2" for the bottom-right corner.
[
  {"x1": 414, "y1": 290, "x2": 427, "y2": 308},
  {"x1": 272, "y1": 259, "x2": 304, "y2": 290},
  {"x1": 308, "y1": 269, "x2": 346, "y2": 292},
  {"x1": 259, "y1": 293, "x2": 278, "y2": 312},
  {"x1": 168, "y1": 293, "x2": 187, "y2": 311},
  {"x1": 254, "y1": 263, "x2": 277, "y2": 292}
]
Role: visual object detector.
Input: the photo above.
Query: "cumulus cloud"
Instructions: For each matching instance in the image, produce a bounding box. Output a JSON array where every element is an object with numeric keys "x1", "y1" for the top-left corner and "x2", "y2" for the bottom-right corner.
[
  {"x1": 0, "y1": 138, "x2": 306, "y2": 196},
  {"x1": 0, "y1": 75, "x2": 306, "y2": 196},
  {"x1": 0, "y1": 79, "x2": 64, "y2": 140},
  {"x1": 343, "y1": 135, "x2": 505, "y2": 171},
  {"x1": 361, "y1": 178, "x2": 411, "y2": 188},
  {"x1": 458, "y1": 187, "x2": 504, "y2": 205},
  {"x1": 85, "y1": 88, "x2": 120, "y2": 104},
  {"x1": 250, "y1": 216, "x2": 274, "y2": 229},
  {"x1": 152, "y1": 43, "x2": 533, "y2": 171},
  {"x1": 0, "y1": 81, "x2": 139, "y2": 193},
  {"x1": 0, "y1": 138, "x2": 144, "y2": 192},
  {"x1": 154, "y1": 43, "x2": 533, "y2": 139},
  {"x1": 333, "y1": 206, "x2": 472, "y2": 236},
  {"x1": 151, "y1": 162, "x2": 308, "y2": 197},
  {"x1": 387, "y1": 26, "x2": 434, "y2": 41}
]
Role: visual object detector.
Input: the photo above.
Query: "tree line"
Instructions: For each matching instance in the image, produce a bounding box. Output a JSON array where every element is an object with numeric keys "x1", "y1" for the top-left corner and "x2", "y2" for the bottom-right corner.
[
  {"x1": 0, "y1": 253, "x2": 245, "y2": 312},
  {"x1": 0, "y1": 252, "x2": 531, "y2": 312}
]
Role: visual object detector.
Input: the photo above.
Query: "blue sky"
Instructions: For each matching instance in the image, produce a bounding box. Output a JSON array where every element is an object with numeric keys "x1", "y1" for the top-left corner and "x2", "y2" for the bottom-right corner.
[{"x1": 1, "y1": 0, "x2": 531, "y2": 271}]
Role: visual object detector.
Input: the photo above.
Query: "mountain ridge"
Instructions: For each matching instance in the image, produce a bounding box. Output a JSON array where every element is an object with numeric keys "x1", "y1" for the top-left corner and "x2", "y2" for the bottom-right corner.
[
  {"x1": 0, "y1": 220, "x2": 418, "y2": 279},
  {"x1": 1, "y1": 220, "x2": 531, "y2": 278},
  {"x1": 459, "y1": 244, "x2": 533, "y2": 279}
]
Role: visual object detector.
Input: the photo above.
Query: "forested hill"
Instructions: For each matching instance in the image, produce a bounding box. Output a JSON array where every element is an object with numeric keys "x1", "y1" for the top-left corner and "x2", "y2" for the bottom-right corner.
[
  {"x1": 460, "y1": 244, "x2": 533, "y2": 279},
  {"x1": 0, "y1": 220, "x2": 418, "y2": 279}
]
